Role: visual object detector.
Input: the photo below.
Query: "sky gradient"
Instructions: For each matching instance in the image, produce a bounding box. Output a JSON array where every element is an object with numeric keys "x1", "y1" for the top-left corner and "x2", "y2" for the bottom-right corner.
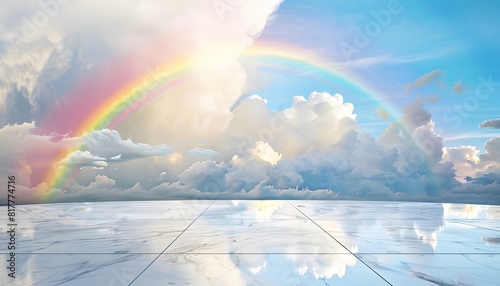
[{"x1": 0, "y1": 0, "x2": 499, "y2": 204}]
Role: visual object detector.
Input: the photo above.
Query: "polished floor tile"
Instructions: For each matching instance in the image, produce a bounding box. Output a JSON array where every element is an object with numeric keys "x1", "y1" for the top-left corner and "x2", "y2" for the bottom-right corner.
[
  {"x1": 132, "y1": 253, "x2": 389, "y2": 286},
  {"x1": 0, "y1": 200, "x2": 211, "y2": 221},
  {"x1": 0, "y1": 253, "x2": 156, "y2": 286},
  {"x1": 358, "y1": 254, "x2": 500, "y2": 286},
  {"x1": 201, "y1": 200, "x2": 306, "y2": 220},
  {"x1": 165, "y1": 218, "x2": 351, "y2": 254},
  {"x1": 11, "y1": 220, "x2": 188, "y2": 254},
  {"x1": 290, "y1": 200, "x2": 435, "y2": 220},
  {"x1": 317, "y1": 219, "x2": 500, "y2": 254},
  {"x1": 1, "y1": 200, "x2": 499, "y2": 285}
]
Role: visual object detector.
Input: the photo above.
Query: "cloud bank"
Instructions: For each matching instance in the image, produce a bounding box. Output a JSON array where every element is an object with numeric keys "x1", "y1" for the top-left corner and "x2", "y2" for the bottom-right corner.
[
  {"x1": 2, "y1": 91, "x2": 498, "y2": 205},
  {"x1": 0, "y1": 2, "x2": 499, "y2": 205}
]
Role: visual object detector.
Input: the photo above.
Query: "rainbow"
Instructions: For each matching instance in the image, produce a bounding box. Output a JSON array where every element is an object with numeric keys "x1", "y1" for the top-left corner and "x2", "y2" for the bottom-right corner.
[
  {"x1": 43, "y1": 41, "x2": 426, "y2": 197},
  {"x1": 43, "y1": 57, "x2": 194, "y2": 194},
  {"x1": 241, "y1": 41, "x2": 401, "y2": 118}
]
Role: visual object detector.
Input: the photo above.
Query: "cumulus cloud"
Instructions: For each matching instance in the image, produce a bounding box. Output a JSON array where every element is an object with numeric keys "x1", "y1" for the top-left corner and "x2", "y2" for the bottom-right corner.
[
  {"x1": 401, "y1": 100, "x2": 432, "y2": 129},
  {"x1": 404, "y1": 70, "x2": 445, "y2": 94},
  {"x1": 479, "y1": 118, "x2": 500, "y2": 129},
  {"x1": 284, "y1": 92, "x2": 356, "y2": 128},
  {"x1": 7, "y1": 93, "x2": 500, "y2": 204},
  {"x1": 3, "y1": 89, "x2": 500, "y2": 205},
  {"x1": 250, "y1": 141, "x2": 282, "y2": 165},
  {"x1": 442, "y1": 146, "x2": 480, "y2": 182},
  {"x1": 441, "y1": 137, "x2": 500, "y2": 203},
  {"x1": 0, "y1": 0, "x2": 284, "y2": 142},
  {"x1": 112, "y1": 0, "x2": 284, "y2": 145},
  {"x1": 216, "y1": 91, "x2": 360, "y2": 161},
  {"x1": 478, "y1": 137, "x2": 500, "y2": 170},
  {"x1": 279, "y1": 91, "x2": 358, "y2": 153},
  {"x1": 0, "y1": 123, "x2": 171, "y2": 192},
  {"x1": 166, "y1": 99, "x2": 459, "y2": 201}
]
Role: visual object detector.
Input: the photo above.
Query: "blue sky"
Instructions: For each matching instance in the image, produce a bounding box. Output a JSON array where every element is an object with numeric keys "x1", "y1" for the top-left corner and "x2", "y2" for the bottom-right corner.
[
  {"x1": 252, "y1": 0, "x2": 500, "y2": 148},
  {"x1": 252, "y1": 0, "x2": 500, "y2": 147},
  {"x1": 0, "y1": 0, "x2": 499, "y2": 204}
]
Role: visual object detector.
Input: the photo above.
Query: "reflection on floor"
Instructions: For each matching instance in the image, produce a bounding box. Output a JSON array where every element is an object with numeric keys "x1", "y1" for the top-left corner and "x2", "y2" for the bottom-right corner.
[{"x1": 1, "y1": 200, "x2": 499, "y2": 285}]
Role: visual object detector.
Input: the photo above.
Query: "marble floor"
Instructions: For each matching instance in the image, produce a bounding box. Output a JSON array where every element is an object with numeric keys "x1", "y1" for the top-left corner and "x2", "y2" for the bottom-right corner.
[{"x1": 1, "y1": 200, "x2": 499, "y2": 285}]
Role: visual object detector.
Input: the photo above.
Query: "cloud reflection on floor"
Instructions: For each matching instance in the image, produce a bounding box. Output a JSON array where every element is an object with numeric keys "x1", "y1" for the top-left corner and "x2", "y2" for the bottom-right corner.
[{"x1": 1, "y1": 200, "x2": 499, "y2": 285}]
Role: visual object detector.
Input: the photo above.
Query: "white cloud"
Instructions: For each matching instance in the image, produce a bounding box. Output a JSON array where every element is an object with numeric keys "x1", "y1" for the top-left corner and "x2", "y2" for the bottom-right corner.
[
  {"x1": 280, "y1": 91, "x2": 359, "y2": 153},
  {"x1": 4, "y1": 92, "x2": 500, "y2": 205},
  {"x1": 81, "y1": 129, "x2": 171, "y2": 161},
  {"x1": 58, "y1": 150, "x2": 107, "y2": 168},
  {"x1": 113, "y1": 0, "x2": 284, "y2": 145},
  {"x1": 442, "y1": 146, "x2": 480, "y2": 182},
  {"x1": 445, "y1": 137, "x2": 500, "y2": 202},
  {"x1": 284, "y1": 92, "x2": 356, "y2": 127},
  {"x1": 55, "y1": 128, "x2": 172, "y2": 169},
  {"x1": 166, "y1": 98, "x2": 460, "y2": 201},
  {"x1": 110, "y1": 154, "x2": 121, "y2": 160},
  {"x1": 8, "y1": 94, "x2": 500, "y2": 204},
  {"x1": 0, "y1": 0, "x2": 284, "y2": 140},
  {"x1": 250, "y1": 141, "x2": 282, "y2": 165},
  {"x1": 0, "y1": 123, "x2": 171, "y2": 198},
  {"x1": 479, "y1": 138, "x2": 500, "y2": 162}
]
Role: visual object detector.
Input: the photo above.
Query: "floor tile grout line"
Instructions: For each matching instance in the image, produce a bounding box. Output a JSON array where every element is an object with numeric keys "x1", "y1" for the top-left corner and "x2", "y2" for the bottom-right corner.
[
  {"x1": 127, "y1": 200, "x2": 215, "y2": 286},
  {"x1": 7, "y1": 252, "x2": 500, "y2": 255},
  {"x1": 287, "y1": 201, "x2": 394, "y2": 286}
]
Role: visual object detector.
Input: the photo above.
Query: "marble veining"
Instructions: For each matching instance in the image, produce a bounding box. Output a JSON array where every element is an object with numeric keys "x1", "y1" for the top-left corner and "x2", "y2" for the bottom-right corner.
[
  {"x1": 164, "y1": 218, "x2": 352, "y2": 254},
  {"x1": 1, "y1": 200, "x2": 499, "y2": 285},
  {"x1": 0, "y1": 253, "x2": 156, "y2": 286},
  {"x1": 132, "y1": 253, "x2": 389, "y2": 286},
  {"x1": 358, "y1": 253, "x2": 500, "y2": 286}
]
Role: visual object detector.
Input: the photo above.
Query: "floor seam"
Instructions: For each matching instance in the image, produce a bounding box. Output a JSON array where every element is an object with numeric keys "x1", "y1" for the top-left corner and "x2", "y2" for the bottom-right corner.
[
  {"x1": 287, "y1": 201, "x2": 394, "y2": 286},
  {"x1": 127, "y1": 201, "x2": 215, "y2": 285},
  {"x1": 9, "y1": 252, "x2": 500, "y2": 255}
]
